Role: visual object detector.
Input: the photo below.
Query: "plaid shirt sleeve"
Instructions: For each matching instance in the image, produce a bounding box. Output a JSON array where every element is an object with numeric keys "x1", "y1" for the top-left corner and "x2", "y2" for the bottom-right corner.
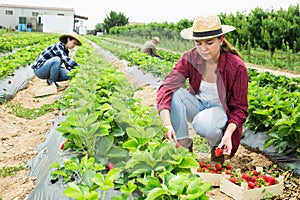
[{"x1": 32, "y1": 43, "x2": 79, "y2": 70}]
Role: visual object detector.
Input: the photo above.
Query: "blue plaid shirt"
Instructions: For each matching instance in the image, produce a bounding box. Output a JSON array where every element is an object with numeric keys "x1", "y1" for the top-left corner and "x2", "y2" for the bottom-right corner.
[{"x1": 31, "y1": 42, "x2": 79, "y2": 70}]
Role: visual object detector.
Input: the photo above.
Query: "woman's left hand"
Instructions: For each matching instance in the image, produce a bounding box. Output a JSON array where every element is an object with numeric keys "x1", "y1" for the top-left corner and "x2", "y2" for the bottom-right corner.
[{"x1": 218, "y1": 134, "x2": 232, "y2": 156}]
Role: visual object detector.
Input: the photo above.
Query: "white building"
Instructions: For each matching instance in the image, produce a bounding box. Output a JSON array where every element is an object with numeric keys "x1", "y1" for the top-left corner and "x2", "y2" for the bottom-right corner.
[{"x1": 0, "y1": 3, "x2": 87, "y2": 34}]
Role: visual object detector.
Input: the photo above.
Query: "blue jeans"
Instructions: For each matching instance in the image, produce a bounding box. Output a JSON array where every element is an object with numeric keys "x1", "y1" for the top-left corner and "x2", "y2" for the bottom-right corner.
[
  {"x1": 33, "y1": 57, "x2": 69, "y2": 84},
  {"x1": 170, "y1": 88, "x2": 228, "y2": 147}
]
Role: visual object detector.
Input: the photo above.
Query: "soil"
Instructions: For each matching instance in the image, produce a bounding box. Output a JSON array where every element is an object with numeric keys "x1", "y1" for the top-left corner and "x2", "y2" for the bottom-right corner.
[{"x1": 0, "y1": 43, "x2": 299, "y2": 200}]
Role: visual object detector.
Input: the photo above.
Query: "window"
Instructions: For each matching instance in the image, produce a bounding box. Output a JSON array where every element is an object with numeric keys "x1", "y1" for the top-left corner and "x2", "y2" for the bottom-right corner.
[
  {"x1": 19, "y1": 17, "x2": 26, "y2": 24},
  {"x1": 32, "y1": 12, "x2": 39, "y2": 17},
  {"x1": 57, "y1": 13, "x2": 64, "y2": 16},
  {"x1": 5, "y1": 10, "x2": 13, "y2": 15}
]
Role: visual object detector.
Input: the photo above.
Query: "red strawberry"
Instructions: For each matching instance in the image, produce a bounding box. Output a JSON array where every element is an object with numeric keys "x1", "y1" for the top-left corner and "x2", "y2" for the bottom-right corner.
[
  {"x1": 175, "y1": 142, "x2": 181, "y2": 148},
  {"x1": 60, "y1": 143, "x2": 65, "y2": 150},
  {"x1": 267, "y1": 176, "x2": 277, "y2": 185},
  {"x1": 225, "y1": 170, "x2": 232, "y2": 175},
  {"x1": 215, "y1": 163, "x2": 222, "y2": 171},
  {"x1": 229, "y1": 177, "x2": 238, "y2": 184},
  {"x1": 248, "y1": 181, "x2": 256, "y2": 189},
  {"x1": 242, "y1": 173, "x2": 250, "y2": 181},
  {"x1": 198, "y1": 161, "x2": 205, "y2": 168},
  {"x1": 224, "y1": 162, "x2": 232, "y2": 170},
  {"x1": 252, "y1": 170, "x2": 259, "y2": 176},
  {"x1": 214, "y1": 147, "x2": 223, "y2": 157},
  {"x1": 106, "y1": 163, "x2": 114, "y2": 171},
  {"x1": 205, "y1": 163, "x2": 212, "y2": 168}
]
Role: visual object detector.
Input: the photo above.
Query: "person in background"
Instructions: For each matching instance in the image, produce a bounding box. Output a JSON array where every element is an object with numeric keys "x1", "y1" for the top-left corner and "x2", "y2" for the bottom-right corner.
[
  {"x1": 31, "y1": 32, "x2": 82, "y2": 91},
  {"x1": 156, "y1": 16, "x2": 248, "y2": 162},
  {"x1": 141, "y1": 36, "x2": 163, "y2": 59}
]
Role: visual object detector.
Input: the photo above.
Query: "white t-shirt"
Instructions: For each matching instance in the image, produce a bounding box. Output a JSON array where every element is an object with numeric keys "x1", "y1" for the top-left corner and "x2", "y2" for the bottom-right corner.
[{"x1": 196, "y1": 80, "x2": 221, "y2": 104}]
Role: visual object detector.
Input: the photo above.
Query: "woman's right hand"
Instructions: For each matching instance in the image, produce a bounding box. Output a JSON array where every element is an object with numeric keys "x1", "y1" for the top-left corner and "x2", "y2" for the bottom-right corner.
[{"x1": 164, "y1": 124, "x2": 177, "y2": 143}]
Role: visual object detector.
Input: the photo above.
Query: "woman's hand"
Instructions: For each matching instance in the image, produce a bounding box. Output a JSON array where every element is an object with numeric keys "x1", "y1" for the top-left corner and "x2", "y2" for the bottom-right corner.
[
  {"x1": 218, "y1": 134, "x2": 232, "y2": 156},
  {"x1": 218, "y1": 123, "x2": 236, "y2": 156},
  {"x1": 164, "y1": 124, "x2": 177, "y2": 143}
]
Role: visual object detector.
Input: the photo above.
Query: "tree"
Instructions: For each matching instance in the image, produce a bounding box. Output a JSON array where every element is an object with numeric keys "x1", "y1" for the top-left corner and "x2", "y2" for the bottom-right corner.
[
  {"x1": 103, "y1": 11, "x2": 129, "y2": 34},
  {"x1": 94, "y1": 23, "x2": 104, "y2": 33}
]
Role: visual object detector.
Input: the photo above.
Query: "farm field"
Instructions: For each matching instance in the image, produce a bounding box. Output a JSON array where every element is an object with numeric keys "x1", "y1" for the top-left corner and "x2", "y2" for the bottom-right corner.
[{"x1": 0, "y1": 33, "x2": 300, "y2": 200}]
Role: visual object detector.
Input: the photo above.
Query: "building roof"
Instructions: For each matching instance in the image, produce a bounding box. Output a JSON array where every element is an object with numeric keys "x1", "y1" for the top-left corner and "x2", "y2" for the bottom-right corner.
[{"x1": 0, "y1": 3, "x2": 74, "y2": 12}]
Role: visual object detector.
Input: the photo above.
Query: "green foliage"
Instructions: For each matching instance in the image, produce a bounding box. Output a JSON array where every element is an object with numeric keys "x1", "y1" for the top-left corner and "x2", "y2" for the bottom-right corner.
[
  {"x1": 103, "y1": 11, "x2": 129, "y2": 33},
  {"x1": 6, "y1": 102, "x2": 59, "y2": 119},
  {"x1": 0, "y1": 163, "x2": 28, "y2": 177},
  {"x1": 102, "y1": 4, "x2": 300, "y2": 73}
]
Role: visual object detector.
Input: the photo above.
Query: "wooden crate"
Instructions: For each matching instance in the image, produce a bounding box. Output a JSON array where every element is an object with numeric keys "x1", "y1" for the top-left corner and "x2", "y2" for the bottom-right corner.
[
  {"x1": 220, "y1": 173, "x2": 284, "y2": 200},
  {"x1": 34, "y1": 85, "x2": 57, "y2": 97},
  {"x1": 191, "y1": 168, "x2": 230, "y2": 186}
]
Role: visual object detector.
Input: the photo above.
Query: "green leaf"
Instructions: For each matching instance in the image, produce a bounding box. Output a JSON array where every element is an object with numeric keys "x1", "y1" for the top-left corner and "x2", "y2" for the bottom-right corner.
[
  {"x1": 178, "y1": 156, "x2": 199, "y2": 168},
  {"x1": 122, "y1": 138, "x2": 138, "y2": 149},
  {"x1": 145, "y1": 188, "x2": 168, "y2": 200},
  {"x1": 264, "y1": 138, "x2": 278, "y2": 148},
  {"x1": 82, "y1": 170, "x2": 96, "y2": 188},
  {"x1": 105, "y1": 168, "x2": 122, "y2": 188},
  {"x1": 64, "y1": 182, "x2": 84, "y2": 200},
  {"x1": 168, "y1": 174, "x2": 186, "y2": 195}
]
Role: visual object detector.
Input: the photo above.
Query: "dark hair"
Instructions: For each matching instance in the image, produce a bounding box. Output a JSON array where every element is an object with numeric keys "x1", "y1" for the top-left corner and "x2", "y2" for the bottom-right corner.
[
  {"x1": 60, "y1": 36, "x2": 76, "y2": 44},
  {"x1": 219, "y1": 36, "x2": 243, "y2": 60}
]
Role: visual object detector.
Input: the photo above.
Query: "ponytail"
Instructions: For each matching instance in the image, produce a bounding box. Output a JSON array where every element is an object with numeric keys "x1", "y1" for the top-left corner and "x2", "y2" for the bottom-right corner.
[{"x1": 220, "y1": 37, "x2": 243, "y2": 60}]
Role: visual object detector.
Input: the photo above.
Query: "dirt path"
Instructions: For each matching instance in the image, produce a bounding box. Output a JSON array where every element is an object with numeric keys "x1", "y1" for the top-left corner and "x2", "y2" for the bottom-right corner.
[{"x1": 0, "y1": 41, "x2": 299, "y2": 200}]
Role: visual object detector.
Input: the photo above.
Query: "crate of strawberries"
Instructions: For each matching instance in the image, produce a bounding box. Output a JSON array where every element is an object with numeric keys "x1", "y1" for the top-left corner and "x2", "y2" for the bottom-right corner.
[
  {"x1": 220, "y1": 167, "x2": 284, "y2": 200},
  {"x1": 191, "y1": 161, "x2": 232, "y2": 186}
]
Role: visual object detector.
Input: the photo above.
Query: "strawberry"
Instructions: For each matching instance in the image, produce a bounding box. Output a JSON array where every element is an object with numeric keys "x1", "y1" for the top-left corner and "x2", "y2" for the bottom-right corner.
[
  {"x1": 223, "y1": 162, "x2": 232, "y2": 170},
  {"x1": 248, "y1": 181, "x2": 256, "y2": 189},
  {"x1": 60, "y1": 143, "x2": 65, "y2": 150},
  {"x1": 241, "y1": 172, "x2": 250, "y2": 181},
  {"x1": 252, "y1": 170, "x2": 259, "y2": 176},
  {"x1": 215, "y1": 163, "x2": 222, "y2": 171},
  {"x1": 198, "y1": 161, "x2": 205, "y2": 168},
  {"x1": 214, "y1": 147, "x2": 223, "y2": 157},
  {"x1": 175, "y1": 142, "x2": 181, "y2": 148},
  {"x1": 106, "y1": 163, "x2": 114, "y2": 171},
  {"x1": 225, "y1": 170, "x2": 232, "y2": 175},
  {"x1": 267, "y1": 176, "x2": 277, "y2": 185},
  {"x1": 229, "y1": 177, "x2": 238, "y2": 184},
  {"x1": 205, "y1": 163, "x2": 212, "y2": 168}
]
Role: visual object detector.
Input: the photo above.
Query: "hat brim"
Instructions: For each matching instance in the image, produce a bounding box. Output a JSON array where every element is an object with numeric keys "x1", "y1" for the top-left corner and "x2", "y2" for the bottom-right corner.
[
  {"x1": 59, "y1": 34, "x2": 82, "y2": 46},
  {"x1": 180, "y1": 25, "x2": 236, "y2": 40}
]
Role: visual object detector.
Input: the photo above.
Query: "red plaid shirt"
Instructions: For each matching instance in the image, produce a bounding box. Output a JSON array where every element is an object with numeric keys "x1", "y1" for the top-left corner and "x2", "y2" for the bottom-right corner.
[{"x1": 156, "y1": 48, "x2": 249, "y2": 157}]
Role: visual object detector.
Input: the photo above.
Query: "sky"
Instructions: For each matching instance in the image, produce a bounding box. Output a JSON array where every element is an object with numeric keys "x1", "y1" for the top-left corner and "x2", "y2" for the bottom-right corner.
[{"x1": 0, "y1": 0, "x2": 299, "y2": 30}]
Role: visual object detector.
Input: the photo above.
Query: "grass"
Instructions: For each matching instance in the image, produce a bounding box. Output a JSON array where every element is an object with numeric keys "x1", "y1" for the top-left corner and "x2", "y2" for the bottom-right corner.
[
  {"x1": 0, "y1": 163, "x2": 28, "y2": 177},
  {"x1": 6, "y1": 102, "x2": 59, "y2": 119},
  {"x1": 193, "y1": 135, "x2": 211, "y2": 154}
]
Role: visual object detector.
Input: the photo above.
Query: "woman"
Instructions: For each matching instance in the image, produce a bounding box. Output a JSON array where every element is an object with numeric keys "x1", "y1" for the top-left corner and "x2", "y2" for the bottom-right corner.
[
  {"x1": 141, "y1": 37, "x2": 163, "y2": 59},
  {"x1": 156, "y1": 16, "x2": 248, "y2": 161},
  {"x1": 31, "y1": 32, "x2": 82, "y2": 90}
]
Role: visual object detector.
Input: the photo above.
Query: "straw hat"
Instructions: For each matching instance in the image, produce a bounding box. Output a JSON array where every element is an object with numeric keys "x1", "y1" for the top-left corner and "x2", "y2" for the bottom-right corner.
[
  {"x1": 180, "y1": 16, "x2": 235, "y2": 40},
  {"x1": 59, "y1": 32, "x2": 82, "y2": 46},
  {"x1": 153, "y1": 37, "x2": 160, "y2": 43}
]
